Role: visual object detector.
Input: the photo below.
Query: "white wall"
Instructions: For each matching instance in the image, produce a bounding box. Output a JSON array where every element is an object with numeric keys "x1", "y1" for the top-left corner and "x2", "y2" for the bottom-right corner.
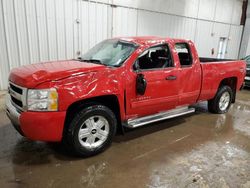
[
  {"x1": 239, "y1": 1, "x2": 250, "y2": 58},
  {"x1": 111, "y1": 0, "x2": 243, "y2": 59},
  {"x1": 0, "y1": 0, "x2": 244, "y2": 90}
]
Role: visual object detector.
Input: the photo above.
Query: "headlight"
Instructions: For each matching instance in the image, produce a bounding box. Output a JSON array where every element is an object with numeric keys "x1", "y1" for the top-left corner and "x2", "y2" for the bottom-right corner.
[{"x1": 27, "y1": 88, "x2": 58, "y2": 111}]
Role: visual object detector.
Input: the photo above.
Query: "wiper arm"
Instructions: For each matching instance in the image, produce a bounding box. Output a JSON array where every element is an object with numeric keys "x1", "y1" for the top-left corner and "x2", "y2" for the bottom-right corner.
[{"x1": 81, "y1": 59, "x2": 105, "y2": 65}]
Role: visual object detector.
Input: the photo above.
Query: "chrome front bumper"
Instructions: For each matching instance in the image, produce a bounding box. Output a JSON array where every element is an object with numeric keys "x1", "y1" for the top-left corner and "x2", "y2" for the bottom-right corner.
[{"x1": 5, "y1": 94, "x2": 23, "y2": 135}]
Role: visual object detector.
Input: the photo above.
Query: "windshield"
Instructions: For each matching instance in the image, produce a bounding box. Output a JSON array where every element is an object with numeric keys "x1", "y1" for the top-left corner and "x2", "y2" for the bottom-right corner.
[{"x1": 81, "y1": 39, "x2": 137, "y2": 67}]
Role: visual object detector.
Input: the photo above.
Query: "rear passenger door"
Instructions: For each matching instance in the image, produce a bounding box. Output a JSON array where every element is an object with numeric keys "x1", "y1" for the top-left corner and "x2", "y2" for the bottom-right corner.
[{"x1": 175, "y1": 42, "x2": 202, "y2": 106}]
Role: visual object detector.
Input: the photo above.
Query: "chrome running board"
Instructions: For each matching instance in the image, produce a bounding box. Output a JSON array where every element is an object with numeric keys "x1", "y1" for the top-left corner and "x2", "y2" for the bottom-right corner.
[{"x1": 124, "y1": 107, "x2": 195, "y2": 128}]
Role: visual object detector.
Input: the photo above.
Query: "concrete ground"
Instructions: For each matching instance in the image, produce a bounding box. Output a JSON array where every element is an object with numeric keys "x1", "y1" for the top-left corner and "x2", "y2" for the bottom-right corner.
[{"x1": 0, "y1": 90, "x2": 250, "y2": 188}]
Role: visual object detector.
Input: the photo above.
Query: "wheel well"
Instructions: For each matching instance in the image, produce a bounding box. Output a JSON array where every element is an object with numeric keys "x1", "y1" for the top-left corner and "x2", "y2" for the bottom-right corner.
[
  {"x1": 219, "y1": 77, "x2": 237, "y2": 103},
  {"x1": 64, "y1": 95, "x2": 123, "y2": 136}
]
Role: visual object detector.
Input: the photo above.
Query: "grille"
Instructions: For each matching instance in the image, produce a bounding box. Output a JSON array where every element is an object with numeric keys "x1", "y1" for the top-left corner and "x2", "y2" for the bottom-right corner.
[
  {"x1": 10, "y1": 83, "x2": 23, "y2": 94},
  {"x1": 11, "y1": 96, "x2": 23, "y2": 108},
  {"x1": 8, "y1": 82, "x2": 27, "y2": 111}
]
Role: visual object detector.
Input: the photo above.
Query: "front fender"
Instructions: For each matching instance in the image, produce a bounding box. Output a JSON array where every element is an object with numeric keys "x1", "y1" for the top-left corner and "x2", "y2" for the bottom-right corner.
[{"x1": 36, "y1": 69, "x2": 127, "y2": 120}]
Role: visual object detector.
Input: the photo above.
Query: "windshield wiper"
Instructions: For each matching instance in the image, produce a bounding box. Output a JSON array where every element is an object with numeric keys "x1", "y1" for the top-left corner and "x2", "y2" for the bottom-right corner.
[{"x1": 81, "y1": 59, "x2": 106, "y2": 65}]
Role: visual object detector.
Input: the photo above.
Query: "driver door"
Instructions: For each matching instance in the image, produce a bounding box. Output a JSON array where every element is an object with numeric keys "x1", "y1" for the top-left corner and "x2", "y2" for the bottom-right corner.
[{"x1": 125, "y1": 44, "x2": 179, "y2": 118}]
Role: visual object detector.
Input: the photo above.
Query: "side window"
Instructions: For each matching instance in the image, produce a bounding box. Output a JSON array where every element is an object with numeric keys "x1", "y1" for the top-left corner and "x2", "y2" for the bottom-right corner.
[
  {"x1": 135, "y1": 45, "x2": 173, "y2": 70},
  {"x1": 175, "y1": 43, "x2": 193, "y2": 67}
]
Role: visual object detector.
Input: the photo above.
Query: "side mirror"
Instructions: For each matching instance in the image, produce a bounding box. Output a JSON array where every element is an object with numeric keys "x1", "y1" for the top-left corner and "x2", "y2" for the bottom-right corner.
[{"x1": 136, "y1": 73, "x2": 147, "y2": 95}]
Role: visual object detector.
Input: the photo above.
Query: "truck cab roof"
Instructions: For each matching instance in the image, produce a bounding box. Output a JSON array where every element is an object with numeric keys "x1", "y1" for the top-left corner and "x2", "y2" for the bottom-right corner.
[{"x1": 115, "y1": 36, "x2": 191, "y2": 46}]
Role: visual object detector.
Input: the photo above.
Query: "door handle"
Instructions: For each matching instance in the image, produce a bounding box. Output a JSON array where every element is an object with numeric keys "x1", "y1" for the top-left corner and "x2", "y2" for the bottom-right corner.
[{"x1": 166, "y1": 75, "x2": 177, "y2": 80}]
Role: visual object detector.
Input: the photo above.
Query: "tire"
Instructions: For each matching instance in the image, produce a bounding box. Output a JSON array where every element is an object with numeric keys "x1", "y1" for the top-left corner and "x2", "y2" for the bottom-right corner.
[
  {"x1": 208, "y1": 85, "x2": 233, "y2": 114},
  {"x1": 64, "y1": 104, "x2": 117, "y2": 157}
]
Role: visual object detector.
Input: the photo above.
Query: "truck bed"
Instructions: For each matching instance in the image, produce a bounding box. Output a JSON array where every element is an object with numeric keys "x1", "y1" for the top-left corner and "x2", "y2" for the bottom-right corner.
[{"x1": 198, "y1": 59, "x2": 246, "y2": 102}]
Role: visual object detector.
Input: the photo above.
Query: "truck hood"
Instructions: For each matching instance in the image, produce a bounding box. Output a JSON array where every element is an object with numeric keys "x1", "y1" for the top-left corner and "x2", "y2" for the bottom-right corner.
[{"x1": 9, "y1": 60, "x2": 105, "y2": 88}]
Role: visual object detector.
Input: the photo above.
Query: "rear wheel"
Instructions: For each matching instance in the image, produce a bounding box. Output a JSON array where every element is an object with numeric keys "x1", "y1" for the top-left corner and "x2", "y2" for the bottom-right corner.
[
  {"x1": 208, "y1": 86, "x2": 233, "y2": 114},
  {"x1": 64, "y1": 104, "x2": 117, "y2": 157}
]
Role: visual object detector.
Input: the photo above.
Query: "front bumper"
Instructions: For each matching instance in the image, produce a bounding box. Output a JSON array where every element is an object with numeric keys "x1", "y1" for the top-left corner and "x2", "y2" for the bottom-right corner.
[
  {"x1": 5, "y1": 95, "x2": 24, "y2": 135},
  {"x1": 5, "y1": 94, "x2": 66, "y2": 142}
]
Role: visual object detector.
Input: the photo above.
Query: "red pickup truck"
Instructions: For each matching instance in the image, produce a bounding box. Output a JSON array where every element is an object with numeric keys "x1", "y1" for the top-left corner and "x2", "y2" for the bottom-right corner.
[{"x1": 6, "y1": 36, "x2": 246, "y2": 156}]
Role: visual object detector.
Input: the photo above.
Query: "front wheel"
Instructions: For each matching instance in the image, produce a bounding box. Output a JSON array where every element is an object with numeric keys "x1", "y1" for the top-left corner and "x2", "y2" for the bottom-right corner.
[
  {"x1": 64, "y1": 104, "x2": 117, "y2": 157},
  {"x1": 208, "y1": 86, "x2": 233, "y2": 114}
]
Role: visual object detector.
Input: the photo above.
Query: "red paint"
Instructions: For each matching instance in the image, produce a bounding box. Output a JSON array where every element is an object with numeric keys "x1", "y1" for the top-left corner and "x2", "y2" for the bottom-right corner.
[
  {"x1": 8, "y1": 36, "x2": 246, "y2": 142},
  {"x1": 9, "y1": 60, "x2": 105, "y2": 88},
  {"x1": 20, "y1": 111, "x2": 66, "y2": 141}
]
